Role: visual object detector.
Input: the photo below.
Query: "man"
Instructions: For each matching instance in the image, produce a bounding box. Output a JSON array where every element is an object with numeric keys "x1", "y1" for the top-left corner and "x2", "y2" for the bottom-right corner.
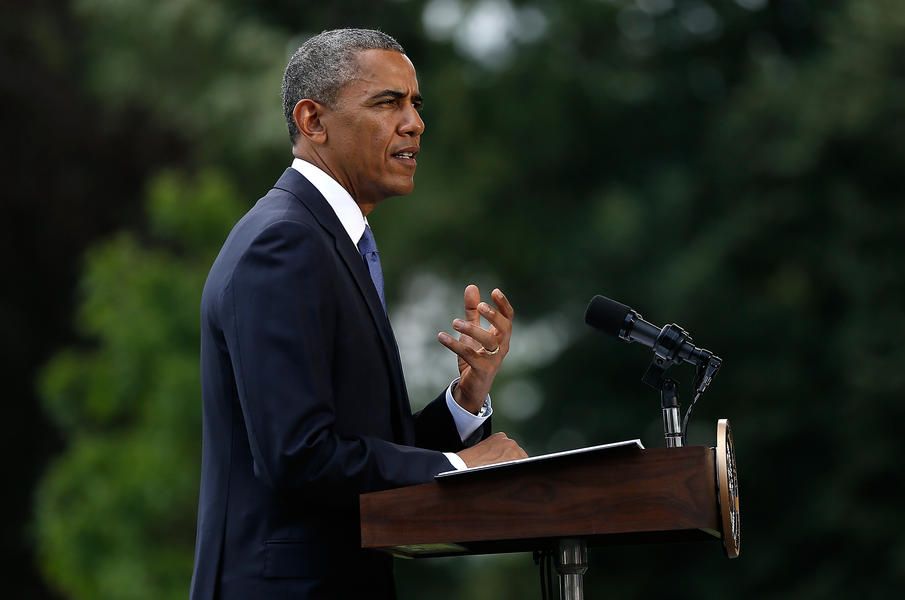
[{"x1": 190, "y1": 29, "x2": 526, "y2": 599}]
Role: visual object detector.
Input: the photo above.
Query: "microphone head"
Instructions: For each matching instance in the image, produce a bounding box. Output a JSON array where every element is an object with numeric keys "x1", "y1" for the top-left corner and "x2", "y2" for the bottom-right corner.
[{"x1": 585, "y1": 295, "x2": 633, "y2": 338}]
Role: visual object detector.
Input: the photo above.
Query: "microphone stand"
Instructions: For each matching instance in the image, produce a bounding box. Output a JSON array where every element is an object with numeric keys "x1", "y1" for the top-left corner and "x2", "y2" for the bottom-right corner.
[
  {"x1": 642, "y1": 359, "x2": 683, "y2": 447},
  {"x1": 660, "y1": 378, "x2": 683, "y2": 448},
  {"x1": 639, "y1": 326, "x2": 722, "y2": 448},
  {"x1": 639, "y1": 323, "x2": 695, "y2": 447}
]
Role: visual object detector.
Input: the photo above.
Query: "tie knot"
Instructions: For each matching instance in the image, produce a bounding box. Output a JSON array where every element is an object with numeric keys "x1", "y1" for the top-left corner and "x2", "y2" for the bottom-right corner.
[{"x1": 357, "y1": 225, "x2": 379, "y2": 257}]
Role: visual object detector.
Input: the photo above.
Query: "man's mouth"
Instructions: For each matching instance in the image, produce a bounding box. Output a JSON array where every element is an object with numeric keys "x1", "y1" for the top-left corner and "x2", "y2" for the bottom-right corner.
[{"x1": 391, "y1": 148, "x2": 419, "y2": 164}]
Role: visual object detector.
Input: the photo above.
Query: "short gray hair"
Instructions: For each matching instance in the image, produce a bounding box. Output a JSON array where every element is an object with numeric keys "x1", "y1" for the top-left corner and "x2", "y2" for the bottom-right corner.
[{"x1": 281, "y1": 28, "x2": 405, "y2": 143}]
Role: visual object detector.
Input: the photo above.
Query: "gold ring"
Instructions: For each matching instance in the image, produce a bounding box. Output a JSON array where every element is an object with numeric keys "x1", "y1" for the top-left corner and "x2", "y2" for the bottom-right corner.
[{"x1": 484, "y1": 346, "x2": 500, "y2": 355}]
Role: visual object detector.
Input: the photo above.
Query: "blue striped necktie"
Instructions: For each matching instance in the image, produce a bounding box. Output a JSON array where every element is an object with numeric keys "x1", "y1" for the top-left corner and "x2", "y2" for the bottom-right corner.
[{"x1": 357, "y1": 225, "x2": 386, "y2": 311}]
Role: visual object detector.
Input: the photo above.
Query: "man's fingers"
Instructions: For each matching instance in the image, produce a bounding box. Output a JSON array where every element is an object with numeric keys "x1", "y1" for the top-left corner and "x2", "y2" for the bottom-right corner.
[
  {"x1": 491, "y1": 288, "x2": 515, "y2": 320},
  {"x1": 477, "y1": 301, "x2": 511, "y2": 336},
  {"x1": 437, "y1": 332, "x2": 483, "y2": 367},
  {"x1": 455, "y1": 330, "x2": 483, "y2": 351},
  {"x1": 452, "y1": 319, "x2": 498, "y2": 351},
  {"x1": 464, "y1": 284, "x2": 481, "y2": 325}
]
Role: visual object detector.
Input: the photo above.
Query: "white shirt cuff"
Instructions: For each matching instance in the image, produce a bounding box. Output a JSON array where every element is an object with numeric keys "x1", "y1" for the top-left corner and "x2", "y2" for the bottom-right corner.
[
  {"x1": 444, "y1": 452, "x2": 468, "y2": 471},
  {"x1": 445, "y1": 377, "x2": 492, "y2": 443}
]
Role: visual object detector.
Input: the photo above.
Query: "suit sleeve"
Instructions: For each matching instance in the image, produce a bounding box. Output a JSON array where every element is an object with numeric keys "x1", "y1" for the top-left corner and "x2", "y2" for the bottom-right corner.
[
  {"x1": 221, "y1": 219, "x2": 451, "y2": 494},
  {"x1": 413, "y1": 391, "x2": 492, "y2": 452}
]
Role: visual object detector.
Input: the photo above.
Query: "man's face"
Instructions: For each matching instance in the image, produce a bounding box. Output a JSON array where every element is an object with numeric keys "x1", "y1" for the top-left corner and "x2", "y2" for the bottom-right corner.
[{"x1": 320, "y1": 49, "x2": 425, "y2": 208}]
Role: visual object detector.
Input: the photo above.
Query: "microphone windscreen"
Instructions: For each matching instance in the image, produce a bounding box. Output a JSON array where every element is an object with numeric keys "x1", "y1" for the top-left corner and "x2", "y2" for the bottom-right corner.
[{"x1": 585, "y1": 295, "x2": 632, "y2": 337}]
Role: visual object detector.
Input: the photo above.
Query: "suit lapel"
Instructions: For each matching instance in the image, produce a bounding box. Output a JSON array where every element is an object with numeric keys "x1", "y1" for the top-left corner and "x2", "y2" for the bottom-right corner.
[{"x1": 272, "y1": 169, "x2": 412, "y2": 442}]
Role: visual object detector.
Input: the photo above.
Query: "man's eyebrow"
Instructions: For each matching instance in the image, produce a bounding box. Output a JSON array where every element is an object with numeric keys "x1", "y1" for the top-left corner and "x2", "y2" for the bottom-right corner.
[{"x1": 369, "y1": 89, "x2": 423, "y2": 103}]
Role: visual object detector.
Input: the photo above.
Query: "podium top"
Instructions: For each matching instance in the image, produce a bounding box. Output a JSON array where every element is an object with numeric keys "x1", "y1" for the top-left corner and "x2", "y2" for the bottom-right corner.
[
  {"x1": 361, "y1": 445, "x2": 721, "y2": 557},
  {"x1": 435, "y1": 439, "x2": 645, "y2": 479},
  {"x1": 361, "y1": 421, "x2": 739, "y2": 560}
]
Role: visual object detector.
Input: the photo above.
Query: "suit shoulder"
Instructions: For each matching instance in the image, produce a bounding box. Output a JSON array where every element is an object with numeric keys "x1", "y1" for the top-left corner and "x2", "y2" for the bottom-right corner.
[
  {"x1": 202, "y1": 188, "x2": 326, "y2": 313},
  {"x1": 222, "y1": 186, "x2": 324, "y2": 253},
  {"x1": 239, "y1": 186, "x2": 316, "y2": 232}
]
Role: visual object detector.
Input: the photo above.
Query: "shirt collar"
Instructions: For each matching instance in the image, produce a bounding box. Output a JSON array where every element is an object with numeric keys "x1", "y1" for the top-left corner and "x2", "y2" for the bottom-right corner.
[{"x1": 291, "y1": 158, "x2": 367, "y2": 245}]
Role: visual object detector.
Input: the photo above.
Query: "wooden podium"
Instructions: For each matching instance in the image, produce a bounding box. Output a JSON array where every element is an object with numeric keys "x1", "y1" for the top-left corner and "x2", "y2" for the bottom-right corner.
[{"x1": 360, "y1": 420, "x2": 740, "y2": 599}]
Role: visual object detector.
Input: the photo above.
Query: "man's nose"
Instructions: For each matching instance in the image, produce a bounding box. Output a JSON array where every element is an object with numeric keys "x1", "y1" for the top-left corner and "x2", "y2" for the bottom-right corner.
[{"x1": 399, "y1": 105, "x2": 425, "y2": 137}]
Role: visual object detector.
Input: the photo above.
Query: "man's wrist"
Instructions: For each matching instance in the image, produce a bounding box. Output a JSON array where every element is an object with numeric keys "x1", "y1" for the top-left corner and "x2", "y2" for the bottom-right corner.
[
  {"x1": 451, "y1": 379, "x2": 487, "y2": 415},
  {"x1": 445, "y1": 379, "x2": 492, "y2": 443}
]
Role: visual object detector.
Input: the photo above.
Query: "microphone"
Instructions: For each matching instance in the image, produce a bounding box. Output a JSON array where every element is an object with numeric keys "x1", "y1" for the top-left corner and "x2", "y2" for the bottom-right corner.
[
  {"x1": 584, "y1": 295, "x2": 717, "y2": 369},
  {"x1": 585, "y1": 294, "x2": 722, "y2": 446}
]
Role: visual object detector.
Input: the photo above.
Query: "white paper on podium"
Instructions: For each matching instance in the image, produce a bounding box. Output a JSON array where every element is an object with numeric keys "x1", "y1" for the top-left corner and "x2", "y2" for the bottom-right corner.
[{"x1": 435, "y1": 438, "x2": 645, "y2": 479}]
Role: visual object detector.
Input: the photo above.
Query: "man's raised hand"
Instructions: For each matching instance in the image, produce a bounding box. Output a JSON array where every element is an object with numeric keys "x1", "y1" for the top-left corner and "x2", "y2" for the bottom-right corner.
[{"x1": 437, "y1": 284, "x2": 515, "y2": 414}]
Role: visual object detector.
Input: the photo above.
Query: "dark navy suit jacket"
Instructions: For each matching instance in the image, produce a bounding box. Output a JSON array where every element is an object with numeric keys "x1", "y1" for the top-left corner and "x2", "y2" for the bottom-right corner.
[{"x1": 190, "y1": 168, "x2": 490, "y2": 599}]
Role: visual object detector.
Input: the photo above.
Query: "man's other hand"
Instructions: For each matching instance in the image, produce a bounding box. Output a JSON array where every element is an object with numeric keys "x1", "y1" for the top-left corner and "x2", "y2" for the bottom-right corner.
[
  {"x1": 456, "y1": 432, "x2": 528, "y2": 468},
  {"x1": 437, "y1": 284, "x2": 514, "y2": 414}
]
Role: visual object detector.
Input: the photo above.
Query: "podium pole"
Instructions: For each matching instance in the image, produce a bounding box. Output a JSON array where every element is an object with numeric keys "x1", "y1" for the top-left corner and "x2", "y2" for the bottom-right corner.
[{"x1": 555, "y1": 538, "x2": 588, "y2": 600}]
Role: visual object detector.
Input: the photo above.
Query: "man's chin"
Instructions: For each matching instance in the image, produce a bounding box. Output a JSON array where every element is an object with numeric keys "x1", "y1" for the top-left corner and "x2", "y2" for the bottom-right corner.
[{"x1": 384, "y1": 180, "x2": 416, "y2": 199}]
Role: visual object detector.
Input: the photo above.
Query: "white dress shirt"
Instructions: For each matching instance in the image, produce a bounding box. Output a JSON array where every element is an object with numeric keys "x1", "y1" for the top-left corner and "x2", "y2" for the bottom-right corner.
[{"x1": 290, "y1": 159, "x2": 492, "y2": 471}]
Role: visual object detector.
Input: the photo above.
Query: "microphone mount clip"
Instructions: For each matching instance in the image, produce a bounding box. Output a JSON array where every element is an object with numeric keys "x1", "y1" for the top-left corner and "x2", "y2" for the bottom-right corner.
[{"x1": 638, "y1": 322, "x2": 710, "y2": 448}]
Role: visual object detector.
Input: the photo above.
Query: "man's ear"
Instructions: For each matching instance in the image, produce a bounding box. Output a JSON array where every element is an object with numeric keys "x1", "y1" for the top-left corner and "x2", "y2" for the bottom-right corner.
[{"x1": 293, "y1": 99, "x2": 327, "y2": 144}]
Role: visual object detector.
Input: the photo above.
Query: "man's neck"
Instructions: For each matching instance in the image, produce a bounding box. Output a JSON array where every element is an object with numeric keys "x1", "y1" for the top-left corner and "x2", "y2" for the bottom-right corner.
[
  {"x1": 293, "y1": 151, "x2": 377, "y2": 216},
  {"x1": 291, "y1": 158, "x2": 368, "y2": 246}
]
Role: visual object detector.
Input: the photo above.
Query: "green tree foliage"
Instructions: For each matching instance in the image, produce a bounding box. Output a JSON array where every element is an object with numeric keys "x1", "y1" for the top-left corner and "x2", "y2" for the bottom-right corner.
[
  {"x1": 71, "y1": 0, "x2": 289, "y2": 180},
  {"x1": 35, "y1": 172, "x2": 243, "y2": 599},
  {"x1": 35, "y1": 0, "x2": 904, "y2": 598}
]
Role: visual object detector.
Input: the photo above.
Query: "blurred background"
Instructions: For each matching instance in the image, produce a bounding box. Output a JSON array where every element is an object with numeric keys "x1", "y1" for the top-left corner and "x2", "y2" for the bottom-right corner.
[{"x1": 2, "y1": 0, "x2": 903, "y2": 597}]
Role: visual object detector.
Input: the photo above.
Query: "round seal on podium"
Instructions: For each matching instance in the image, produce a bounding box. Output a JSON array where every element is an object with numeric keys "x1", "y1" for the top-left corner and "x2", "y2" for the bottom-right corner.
[{"x1": 716, "y1": 418, "x2": 740, "y2": 558}]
